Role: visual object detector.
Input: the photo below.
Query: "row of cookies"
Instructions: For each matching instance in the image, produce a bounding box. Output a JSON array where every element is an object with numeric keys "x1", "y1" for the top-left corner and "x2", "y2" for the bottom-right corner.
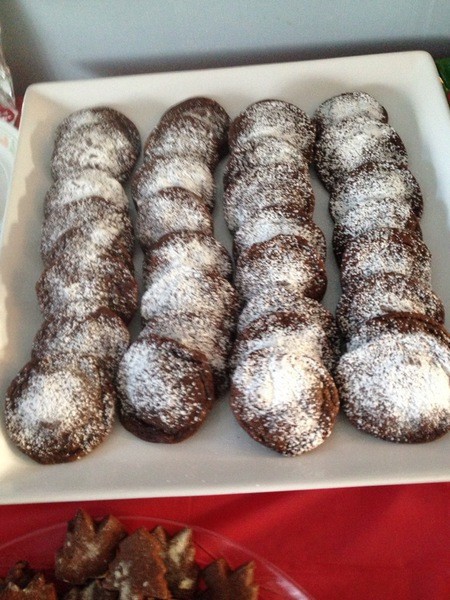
[
  {"x1": 223, "y1": 99, "x2": 340, "y2": 456},
  {"x1": 0, "y1": 509, "x2": 258, "y2": 600},
  {"x1": 117, "y1": 98, "x2": 239, "y2": 444},
  {"x1": 4, "y1": 108, "x2": 141, "y2": 463},
  {"x1": 314, "y1": 92, "x2": 450, "y2": 443}
]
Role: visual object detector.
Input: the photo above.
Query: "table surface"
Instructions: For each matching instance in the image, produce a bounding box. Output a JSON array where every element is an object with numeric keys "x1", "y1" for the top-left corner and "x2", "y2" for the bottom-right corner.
[{"x1": 1, "y1": 483, "x2": 449, "y2": 600}]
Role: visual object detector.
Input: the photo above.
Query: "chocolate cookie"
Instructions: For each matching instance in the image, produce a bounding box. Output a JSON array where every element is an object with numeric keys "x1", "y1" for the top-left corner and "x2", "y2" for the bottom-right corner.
[
  {"x1": 132, "y1": 156, "x2": 215, "y2": 211},
  {"x1": 228, "y1": 99, "x2": 316, "y2": 162},
  {"x1": 234, "y1": 203, "x2": 326, "y2": 261},
  {"x1": 223, "y1": 164, "x2": 314, "y2": 232},
  {"x1": 329, "y1": 161, "x2": 424, "y2": 221},
  {"x1": 339, "y1": 227, "x2": 432, "y2": 294},
  {"x1": 314, "y1": 116, "x2": 408, "y2": 190},
  {"x1": 117, "y1": 334, "x2": 215, "y2": 443},
  {"x1": 36, "y1": 256, "x2": 138, "y2": 323},
  {"x1": 135, "y1": 187, "x2": 213, "y2": 250},
  {"x1": 232, "y1": 310, "x2": 338, "y2": 373},
  {"x1": 314, "y1": 91, "x2": 388, "y2": 133},
  {"x1": 32, "y1": 308, "x2": 130, "y2": 377},
  {"x1": 51, "y1": 107, "x2": 140, "y2": 182},
  {"x1": 335, "y1": 314, "x2": 450, "y2": 443},
  {"x1": 140, "y1": 268, "x2": 238, "y2": 331},
  {"x1": 5, "y1": 356, "x2": 115, "y2": 464},
  {"x1": 143, "y1": 230, "x2": 232, "y2": 286},
  {"x1": 41, "y1": 196, "x2": 133, "y2": 263},
  {"x1": 235, "y1": 234, "x2": 327, "y2": 302},
  {"x1": 336, "y1": 273, "x2": 445, "y2": 340},
  {"x1": 231, "y1": 347, "x2": 339, "y2": 455},
  {"x1": 224, "y1": 135, "x2": 309, "y2": 188},
  {"x1": 44, "y1": 168, "x2": 128, "y2": 218}
]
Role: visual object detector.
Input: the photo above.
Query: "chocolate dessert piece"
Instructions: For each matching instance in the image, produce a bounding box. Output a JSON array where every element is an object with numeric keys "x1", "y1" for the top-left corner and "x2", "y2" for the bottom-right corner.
[
  {"x1": 228, "y1": 99, "x2": 316, "y2": 162},
  {"x1": 135, "y1": 187, "x2": 213, "y2": 250},
  {"x1": 55, "y1": 510, "x2": 127, "y2": 584},
  {"x1": 336, "y1": 273, "x2": 445, "y2": 340},
  {"x1": 329, "y1": 161, "x2": 423, "y2": 221},
  {"x1": 103, "y1": 529, "x2": 170, "y2": 599},
  {"x1": 314, "y1": 91, "x2": 388, "y2": 133},
  {"x1": 51, "y1": 107, "x2": 140, "y2": 182},
  {"x1": 314, "y1": 116, "x2": 408, "y2": 190},
  {"x1": 132, "y1": 156, "x2": 215, "y2": 211},
  {"x1": 5, "y1": 357, "x2": 115, "y2": 464},
  {"x1": 234, "y1": 234, "x2": 327, "y2": 302},
  {"x1": 198, "y1": 558, "x2": 258, "y2": 600},
  {"x1": 336, "y1": 313, "x2": 450, "y2": 443},
  {"x1": 117, "y1": 334, "x2": 215, "y2": 443},
  {"x1": 231, "y1": 347, "x2": 339, "y2": 455},
  {"x1": 234, "y1": 203, "x2": 326, "y2": 261}
]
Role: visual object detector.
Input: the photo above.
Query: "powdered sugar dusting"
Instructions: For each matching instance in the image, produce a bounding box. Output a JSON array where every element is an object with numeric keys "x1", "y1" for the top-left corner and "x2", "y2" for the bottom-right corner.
[
  {"x1": 337, "y1": 332, "x2": 450, "y2": 441},
  {"x1": 232, "y1": 347, "x2": 338, "y2": 455}
]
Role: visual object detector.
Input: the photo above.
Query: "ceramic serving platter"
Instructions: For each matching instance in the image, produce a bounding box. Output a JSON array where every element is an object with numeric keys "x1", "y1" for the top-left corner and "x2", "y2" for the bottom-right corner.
[{"x1": 0, "y1": 51, "x2": 449, "y2": 504}]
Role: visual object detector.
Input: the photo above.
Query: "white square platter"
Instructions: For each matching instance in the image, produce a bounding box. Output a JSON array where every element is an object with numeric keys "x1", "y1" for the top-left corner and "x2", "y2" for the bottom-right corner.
[{"x1": 0, "y1": 50, "x2": 449, "y2": 504}]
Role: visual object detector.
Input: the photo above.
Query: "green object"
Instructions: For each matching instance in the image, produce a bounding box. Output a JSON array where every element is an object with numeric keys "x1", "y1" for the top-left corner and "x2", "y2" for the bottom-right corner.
[{"x1": 435, "y1": 58, "x2": 450, "y2": 93}]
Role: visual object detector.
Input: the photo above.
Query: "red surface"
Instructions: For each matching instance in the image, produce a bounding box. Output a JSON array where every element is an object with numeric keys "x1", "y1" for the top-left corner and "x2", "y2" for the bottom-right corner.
[{"x1": 0, "y1": 483, "x2": 449, "y2": 599}]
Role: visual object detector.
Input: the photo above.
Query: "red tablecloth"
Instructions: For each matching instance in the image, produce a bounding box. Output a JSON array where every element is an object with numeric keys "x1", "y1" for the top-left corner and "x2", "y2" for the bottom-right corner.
[{"x1": 0, "y1": 483, "x2": 449, "y2": 599}]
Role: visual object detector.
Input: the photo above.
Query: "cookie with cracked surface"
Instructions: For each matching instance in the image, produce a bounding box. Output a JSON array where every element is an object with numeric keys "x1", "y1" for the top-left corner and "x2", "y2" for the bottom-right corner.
[
  {"x1": 234, "y1": 203, "x2": 326, "y2": 261},
  {"x1": 339, "y1": 227, "x2": 432, "y2": 294},
  {"x1": 336, "y1": 273, "x2": 445, "y2": 340}
]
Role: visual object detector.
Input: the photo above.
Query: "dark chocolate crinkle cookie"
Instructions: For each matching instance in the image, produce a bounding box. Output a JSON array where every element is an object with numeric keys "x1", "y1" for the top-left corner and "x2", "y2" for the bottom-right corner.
[
  {"x1": 314, "y1": 91, "x2": 388, "y2": 132},
  {"x1": 135, "y1": 187, "x2": 214, "y2": 250},
  {"x1": 140, "y1": 267, "x2": 238, "y2": 331},
  {"x1": 332, "y1": 197, "x2": 421, "y2": 263},
  {"x1": 157, "y1": 96, "x2": 230, "y2": 153},
  {"x1": 235, "y1": 234, "x2": 327, "y2": 302},
  {"x1": 132, "y1": 155, "x2": 215, "y2": 211},
  {"x1": 44, "y1": 223, "x2": 134, "y2": 271},
  {"x1": 223, "y1": 135, "x2": 309, "y2": 188},
  {"x1": 336, "y1": 313, "x2": 450, "y2": 443},
  {"x1": 117, "y1": 334, "x2": 215, "y2": 443},
  {"x1": 41, "y1": 195, "x2": 133, "y2": 263},
  {"x1": 232, "y1": 310, "x2": 338, "y2": 373},
  {"x1": 143, "y1": 230, "x2": 232, "y2": 286},
  {"x1": 5, "y1": 356, "x2": 115, "y2": 464},
  {"x1": 314, "y1": 116, "x2": 408, "y2": 190},
  {"x1": 44, "y1": 168, "x2": 129, "y2": 217},
  {"x1": 339, "y1": 227, "x2": 432, "y2": 294},
  {"x1": 31, "y1": 308, "x2": 130, "y2": 376},
  {"x1": 36, "y1": 256, "x2": 138, "y2": 323},
  {"x1": 228, "y1": 99, "x2": 316, "y2": 162},
  {"x1": 237, "y1": 286, "x2": 337, "y2": 338},
  {"x1": 336, "y1": 273, "x2": 445, "y2": 340},
  {"x1": 231, "y1": 347, "x2": 339, "y2": 455},
  {"x1": 144, "y1": 113, "x2": 221, "y2": 170},
  {"x1": 52, "y1": 107, "x2": 140, "y2": 182},
  {"x1": 234, "y1": 203, "x2": 326, "y2": 261},
  {"x1": 141, "y1": 309, "x2": 232, "y2": 396},
  {"x1": 329, "y1": 161, "x2": 423, "y2": 221},
  {"x1": 223, "y1": 164, "x2": 315, "y2": 232}
]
